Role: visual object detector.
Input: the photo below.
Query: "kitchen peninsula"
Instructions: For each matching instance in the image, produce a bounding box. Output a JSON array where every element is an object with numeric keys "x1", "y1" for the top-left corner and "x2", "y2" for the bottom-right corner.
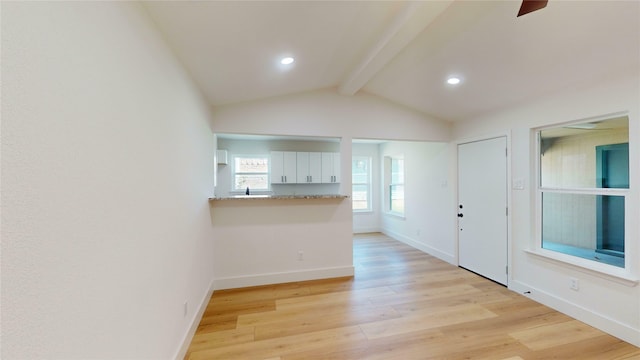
[
  {"x1": 210, "y1": 194, "x2": 348, "y2": 200},
  {"x1": 209, "y1": 133, "x2": 353, "y2": 291},
  {"x1": 209, "y1": 193, "x2": 353, "y2": 290}
]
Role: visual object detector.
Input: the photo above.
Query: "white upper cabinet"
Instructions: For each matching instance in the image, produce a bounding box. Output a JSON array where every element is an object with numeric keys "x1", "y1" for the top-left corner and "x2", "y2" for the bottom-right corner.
[
  {"x1": 296, "y1": 152, "x2": 322, "y2": 184},
  {"x1": 271, "y1": 151, "x2": 297, "y2": 184},
  {"x1": 321, "y1": 152, "x2": 340, "y2": 183},
  {"x1": 273, "y1": 151, "x2": 339, "y2": 185}
]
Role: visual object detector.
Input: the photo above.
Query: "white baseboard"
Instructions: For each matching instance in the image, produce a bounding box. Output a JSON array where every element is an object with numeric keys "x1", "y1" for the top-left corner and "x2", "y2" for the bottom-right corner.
[
  {"x1": 174, "y1": 278, "x2": 215, "y2": 360},
  {"x1": 353, "y1": 227, "x2": 381, "y2": 234},
  {"x1": 509, "y1": 279, "x2": 640, "y2": 347},
  {"x1": 213, "y1": 266, "x2": 355, "y2": 290},
  {"x1": 381, "y1": 229, "x2": 456, "y2": 265}
]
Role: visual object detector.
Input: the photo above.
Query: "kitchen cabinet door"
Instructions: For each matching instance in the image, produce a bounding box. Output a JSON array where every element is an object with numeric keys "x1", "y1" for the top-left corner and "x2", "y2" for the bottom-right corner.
[
  {"x1": 271, "y1": 151, "x2": 297, "y2": 184},
  {"x1": 321, "y1": 152, "x2": 340, "y2": 183},
  {"x1": 309, "y1": 152, "x2": 322, "y2": 183},
  {"x1": 296, "y1": 152, "x2": 321, "y2": 184}
]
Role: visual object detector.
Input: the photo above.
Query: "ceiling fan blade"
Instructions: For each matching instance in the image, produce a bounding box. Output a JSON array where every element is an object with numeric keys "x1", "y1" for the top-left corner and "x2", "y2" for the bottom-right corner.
[{"x1": 517, "y1": 0, "x2": 548, "y2": 17}]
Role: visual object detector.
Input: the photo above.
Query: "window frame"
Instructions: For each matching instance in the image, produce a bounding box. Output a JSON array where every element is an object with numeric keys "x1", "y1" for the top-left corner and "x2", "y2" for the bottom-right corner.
[
  {"x1": 352, "y1": 156, "x2": 372, "y2": 212},
  {"x1": 230, "y1": 154, "x2": 270, "y2": 193},
  {"x1": 387, "y1": 156, "x2": 405, "y2": 217},
  {"x1": 531, "y1": 118, "x2": 635, "y2": 283}
]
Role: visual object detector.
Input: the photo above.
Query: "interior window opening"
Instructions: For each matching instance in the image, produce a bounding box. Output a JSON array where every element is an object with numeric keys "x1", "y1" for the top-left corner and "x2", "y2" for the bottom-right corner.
[{"x1": 538, "y1": 115, "x2": 629, "y2": 268}]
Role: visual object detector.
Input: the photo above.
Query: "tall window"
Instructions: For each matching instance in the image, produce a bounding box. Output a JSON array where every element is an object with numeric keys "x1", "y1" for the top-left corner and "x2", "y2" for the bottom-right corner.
[
  {"x1": 389, "y1": 157, "x2": 405, "y2": 215},
  {"x1": 537, "y1": 115, "x2": 629, "y2": 269},
  {"x1": 352, "y1": 156, "x2": 371, "y2": 211},
  {"x1": 233, "y1": 155, "x2": 269, "y2": 191}
]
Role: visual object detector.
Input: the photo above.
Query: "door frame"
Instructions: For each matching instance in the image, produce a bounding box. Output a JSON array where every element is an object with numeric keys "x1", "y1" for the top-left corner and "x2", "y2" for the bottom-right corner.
[{"x1": 455, "y1": 131, "x2": 512, "y2": 285}]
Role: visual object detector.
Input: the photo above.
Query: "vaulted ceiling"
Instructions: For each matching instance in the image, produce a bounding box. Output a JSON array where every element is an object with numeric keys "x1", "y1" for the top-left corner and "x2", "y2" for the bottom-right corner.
[{"x1": 144, "y1": 1, "x2": 640, "y2": 122}]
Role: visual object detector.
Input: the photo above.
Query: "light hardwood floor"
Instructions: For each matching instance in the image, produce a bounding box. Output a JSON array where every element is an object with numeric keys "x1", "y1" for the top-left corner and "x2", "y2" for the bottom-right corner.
[{"x1": 186, "y1": 233, "x2": 640, "y2": 359}]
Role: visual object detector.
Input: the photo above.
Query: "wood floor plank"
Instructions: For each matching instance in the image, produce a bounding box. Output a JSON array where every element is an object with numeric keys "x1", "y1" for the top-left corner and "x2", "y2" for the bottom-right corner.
[
  {"x1": 184, "y1": 233, "x2": 639, "y2": 359},
  {"x1": 509, "y1": 319, "x2": 605, "y2": 351},
  {"x1": 193, "y1": 318, "x2": 237, "y2": 333},
  {"x1": 203, "y1": 299, "x2": 276, "y2": 316},
  {"x1": 518, "y1": 334, "x2": 640, "y2": 360},
  {"x1": 281, "y1": 328, "x2": 447, "y2": 360},
  {"x1": 188, "y1": 325, "x2": 367, "y2": 360},
  {"x1": 418, "y1": 333, "x2": 530, "y2": 360},
  {"x1": 440, "y1": 304, "x2": 570, "y2": 342},
  {"x1": 253, "y1": 305, "x2": 399, "y2": 340},
  {"x1": 238, "y1": 301, "x2": 396, "y2": 328},
  {"x1": 360, "y1": 303, "x2": 498, "y2": 340},
  {"x1": 275, "y1": 286, "x2": 396, "y2": 309},
  {"x1": 368, "y1": 283, "x2": 483, "y2": 307},
  {"x1": 300, "y1": 276, "x2": 355, "y2": 295},
  {"x1": 210, "y1": 285, "x2": 310, "y2": 305},
  {"x1": 187, "y1": 326, "x2": 255, "y2": 352}
]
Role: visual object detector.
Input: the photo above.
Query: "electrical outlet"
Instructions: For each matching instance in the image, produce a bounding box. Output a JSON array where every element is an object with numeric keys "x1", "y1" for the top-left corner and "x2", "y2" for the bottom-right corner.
[
  {"x1": 569, "y1": 278, "x2": 579, "y2": 291},
  {"x1": 298, "y1": 251, "x2": 304, "y2": 261},
  {"x1": 183, "y1": 301, "x2": 188, "y2": 317},
  {"x1": 416, "y1": 229, "x2": 421, "y2": 236}
]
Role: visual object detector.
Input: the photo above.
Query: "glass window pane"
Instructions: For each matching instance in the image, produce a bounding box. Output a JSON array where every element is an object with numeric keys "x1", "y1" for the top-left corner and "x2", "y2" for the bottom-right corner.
[
  {"x1": 352, "y1": 184, "x2": 369, "y2": 210},
  {"x1": 390, "y1": 184, "x2": 404, "y2": 214},
  {"x1": 352, "y1": 158, "x2": 369, "y2": 175},
  {"x1": 596, "y1": 143, "x2": 629, "y2": 189},
  {"x1": 352, "y1": 158, "x2": 370, "y2": 184},
  {"x1": 233, "y1": 156, "x2": 269, "y2": 191},
  {"x1": 235, "y1": 157, "x2": 268, "y2": 173},
  {"x1": 353, "y1": 174, "x2": 368, "y2": 184},
  {"x1": 352, "y1": 156, "x2": 371, "y2": 212},
  {"x1": 391, "y1": 158, "x2": 404, "y2": 184},
  {"x1": 540, "y1": 117, "x2": 628, "y2": 189},
  {"x1": 542, "y1": 192, "x2": 624, "y2": 268},
  {"x1": 234, "y1": 174, "x2": 269, "y2": 190}
]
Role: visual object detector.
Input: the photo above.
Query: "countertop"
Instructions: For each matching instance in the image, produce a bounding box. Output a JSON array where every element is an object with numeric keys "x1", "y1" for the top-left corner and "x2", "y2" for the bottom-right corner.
[{"x1": 209, "y1": 194, "x2": 349, "y2": 201}]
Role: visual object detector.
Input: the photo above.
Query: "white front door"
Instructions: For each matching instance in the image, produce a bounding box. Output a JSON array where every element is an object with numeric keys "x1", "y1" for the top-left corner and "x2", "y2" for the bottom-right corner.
[{"x1": 458, "y1": 137, "x2": 508, "y2": 285}]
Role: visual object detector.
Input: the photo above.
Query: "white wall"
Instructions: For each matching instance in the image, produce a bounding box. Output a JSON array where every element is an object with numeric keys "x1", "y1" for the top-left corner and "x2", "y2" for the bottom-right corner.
[
  {"x1": 378, "y1": 141, "x2": 456, "y2": 264},
  {"x1": 1, "y1": 2, "x2": 216, "y2": 359},
  {"x1": 209, "y1": 89, "x2": 453, "y2": 288},
  {"x1": 453, "y1": 73, "x2": 640, "y2": 345},
  {"x1": 210, "y1": 198, "x2": 353, "y2": 289},
  {"x1": 211, "y1": 89, "x2": 452, "y2": 142}
]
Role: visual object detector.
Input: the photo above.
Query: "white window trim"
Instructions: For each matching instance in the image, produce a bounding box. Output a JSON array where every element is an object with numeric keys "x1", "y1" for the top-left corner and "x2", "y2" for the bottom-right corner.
[
  {"x1": 352, "y1": 156, "x2": 372, "y2": 213},
  {"x1": 386, "y1": 156, "x2": 405, "y2": 217},
  {"x1": 388, "y1": 187, "x2": 405, "y2": 216},
  {"x1": 385, "y1": 211, "x2": 406, "y2": 220},
  {"x1": 530, "y1": 125, "x2": 637, "y2": 285}
]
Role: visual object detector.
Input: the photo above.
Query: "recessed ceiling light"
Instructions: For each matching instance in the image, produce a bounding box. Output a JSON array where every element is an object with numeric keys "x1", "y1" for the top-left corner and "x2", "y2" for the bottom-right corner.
[
  {"x1": 447, "y1": 77, "x2": 461, "y2": 85},
  {"x1": 281, "y1": 57, "x2": 294, "y2": 65}
]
